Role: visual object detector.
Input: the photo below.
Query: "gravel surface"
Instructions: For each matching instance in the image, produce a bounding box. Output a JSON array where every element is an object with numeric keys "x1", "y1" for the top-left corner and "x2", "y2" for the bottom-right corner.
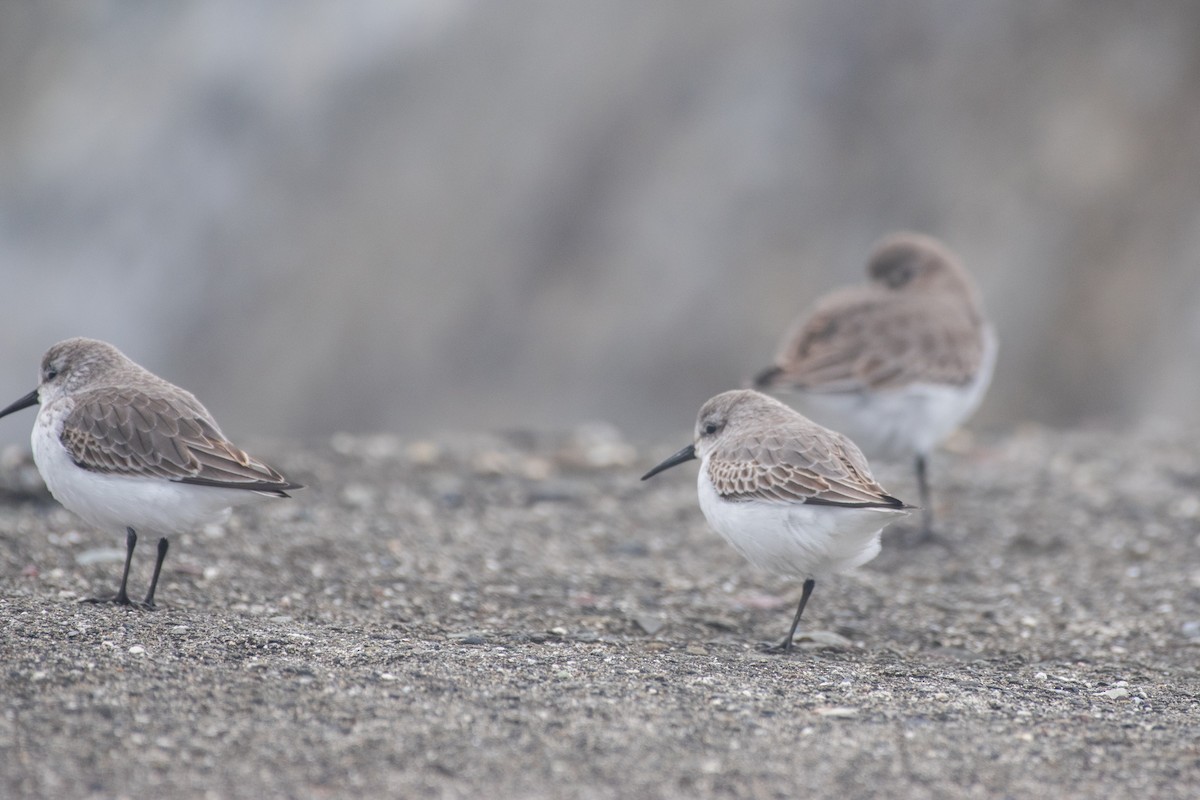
[{"x1": 2, "y1": 423, "x2": 1200, "y2": 799}]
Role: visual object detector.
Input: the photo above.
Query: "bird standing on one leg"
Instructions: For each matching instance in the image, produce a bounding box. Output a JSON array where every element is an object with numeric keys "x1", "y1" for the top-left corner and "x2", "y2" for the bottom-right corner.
[
  {"x1": 642, "y1": 389, "x2": 909, "y2": 651},
  {"x1": 0, "y1": 337, "x2": 302, "y2": 608},
  {"x1": 754, "y1": 232, "x2": 996, "y2": 540}
]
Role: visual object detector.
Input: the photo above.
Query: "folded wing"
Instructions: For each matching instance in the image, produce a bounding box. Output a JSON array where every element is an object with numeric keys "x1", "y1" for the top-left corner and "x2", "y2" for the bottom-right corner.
[
  {"x1": 61, "y1": 387, "x2": 301, "y2": 495},
  {"x1": 708, "y1": 427, "x2": 906, "y2": 509},
  {"x1": 768, "y1": 291, "x2": 984, "y2": 392}
]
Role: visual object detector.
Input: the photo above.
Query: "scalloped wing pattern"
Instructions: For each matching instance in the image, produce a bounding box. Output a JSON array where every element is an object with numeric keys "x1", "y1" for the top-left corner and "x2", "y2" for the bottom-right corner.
[
  {"x1": 60, "y1": 386, "x2": 293, "y2": 492},
  {"x1": 707, "y1": 425, "x2": 899, "y2": 508}
]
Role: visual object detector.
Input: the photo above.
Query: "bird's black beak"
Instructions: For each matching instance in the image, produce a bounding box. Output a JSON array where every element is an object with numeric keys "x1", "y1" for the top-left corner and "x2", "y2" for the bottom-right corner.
[
  {"x1": 0, "y1": 389, "x2": 39, "y2": 420},
  {"x1": 641, "y1": 443, "x2": 696, "y2": 480}
]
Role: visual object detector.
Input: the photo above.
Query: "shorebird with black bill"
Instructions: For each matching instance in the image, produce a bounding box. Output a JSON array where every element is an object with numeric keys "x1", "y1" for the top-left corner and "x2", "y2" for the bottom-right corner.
[
  {"x1": 0, "y1": 337, "x2": 301, "y2": 608},
  {"x1": 642, "y1": 389, "x2": 909, "y2": 651}
]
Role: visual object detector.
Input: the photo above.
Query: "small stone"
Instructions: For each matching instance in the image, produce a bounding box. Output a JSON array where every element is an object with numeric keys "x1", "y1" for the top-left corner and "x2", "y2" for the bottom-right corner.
[
  {"x1": 471, "y1": 450, "x2": 511, "y2": 476},
  {"x1": 795, "y1": 630, "x2": 853, "y2": 649},
  {"x1": 128, "y1": 645, "x2": 146, "y2": 656},
  {"x1": 75, "y1": 548, "x2": 126, "y2": 566},
  {"x1": 341, "y1": 484, "x2": 375, "y2": 509},
  {"x1": 814, "y1": 706, "x2": 859, "y2": 718},
  {"x1": 329, "y1": 432, "x2": 358, "y2": 455},
  {"x1": 1171, "y1": 495, "x2": 1200, "y2": 519},
  {"x1": 362, "y1": 434, "x2": 403, "y2": 461},
  {"x1": 520, "y1": 456, "x2": 553, "y2": 481},
  {"x1": 405, "y1": 440, "x2": 442, "y2": 466},
  {"x1": 1097, "y1": 687, "x2": 1129, "y2": 700},
  {"x1": 560, "y1": 423, "x2": 637, "y2": 469}
]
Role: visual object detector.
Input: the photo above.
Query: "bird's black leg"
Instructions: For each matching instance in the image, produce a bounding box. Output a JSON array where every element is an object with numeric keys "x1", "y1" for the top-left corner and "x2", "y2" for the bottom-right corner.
[
  {"x1": 141, "y1": 538, "x2": 169, "y2": 609},
  {"x1": 82, "y1": 527, "x2": 137, "y2": 606},
  {"x1": 907, "y1": 453, "x2": 956, "y2": 549},
  {"x1": 916, "y1": 453, "x2": 933, "y2": 537},
  {"x1": 776, "y1": 578, "x2": 816, "y2": 652},
  {"x1": 113, "y1": 527, "x2": 137, "y2": 605}
]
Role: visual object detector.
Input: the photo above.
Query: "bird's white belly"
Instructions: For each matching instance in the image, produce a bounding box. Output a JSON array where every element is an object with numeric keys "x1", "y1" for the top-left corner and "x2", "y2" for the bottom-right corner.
[
  {"x1": 790, "y1": 326, "x2": 997, "y2": 460},
  {"x1": 696, "y1": 473, "x2": 907, "y2": 578},
  {"x1": 32, "y1": 412, "x2": 251, "y2": 535}
]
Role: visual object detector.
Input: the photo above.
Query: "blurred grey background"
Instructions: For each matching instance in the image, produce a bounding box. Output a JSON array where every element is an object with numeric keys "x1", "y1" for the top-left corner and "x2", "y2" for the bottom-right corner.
[{"x1": 2, "y1": 1, "x2": 1199, "y2": 448}]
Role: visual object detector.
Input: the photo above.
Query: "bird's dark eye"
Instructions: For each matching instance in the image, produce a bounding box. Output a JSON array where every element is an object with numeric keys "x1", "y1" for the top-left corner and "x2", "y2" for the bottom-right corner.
[
  {"x1": 703, "y1": 423, "x2": 719, "y2": 435},
  {"x1": 887, "y1": 266, "x2": 912, "y2": 287},
  {"x1": 46, "y1": 368, "x2": 58, "y2": 380}
]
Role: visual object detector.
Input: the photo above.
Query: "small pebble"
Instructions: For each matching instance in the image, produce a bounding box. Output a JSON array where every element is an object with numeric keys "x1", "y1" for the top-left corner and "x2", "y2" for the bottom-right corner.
[{"x1": 814, "y1": 707, "x2": 859, "y2": 718}]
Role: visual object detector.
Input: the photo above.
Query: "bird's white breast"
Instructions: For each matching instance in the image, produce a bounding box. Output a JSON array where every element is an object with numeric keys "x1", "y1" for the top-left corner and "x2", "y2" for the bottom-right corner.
[
  {"x1": 696, "y1": 468, "x2": 907, "y2": 579},
  {"x1": 31, "y1": 402, "x2": 261, "y2": 535}
]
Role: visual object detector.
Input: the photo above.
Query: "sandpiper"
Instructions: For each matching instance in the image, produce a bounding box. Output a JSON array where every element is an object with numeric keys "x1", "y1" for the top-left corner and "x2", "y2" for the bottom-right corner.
[
  {"x1": 0, "y1": 337, "x2": 301, "y2": 608},
  {"x1": 754, "y1": 233, "x2": 996, "y2": 537},
  {"x1": 642, "y1": 389, "x2": 909, "y2": 651}
]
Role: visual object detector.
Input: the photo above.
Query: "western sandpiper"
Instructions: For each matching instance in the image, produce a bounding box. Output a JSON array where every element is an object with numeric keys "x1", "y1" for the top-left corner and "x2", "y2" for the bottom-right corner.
[
  {"x1": 0, "y1": 337, "x2": 301, "y2": 608},
  {"x1": 642, "y1": 389, "x2": 909, "y2": 651},
  {"x1": 754, "y1": 233, "x2": 996, "y2": 537}
]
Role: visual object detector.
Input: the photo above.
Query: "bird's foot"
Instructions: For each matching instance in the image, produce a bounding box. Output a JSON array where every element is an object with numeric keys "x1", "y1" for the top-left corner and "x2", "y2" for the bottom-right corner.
[
  {"x1": 79, "y1": 592, "x2": 159, "y2": 611},
  {"x1": 757, "y1": 637, "x2": 797, "y2": 655},
  {"x1": 758, "y1": 629, "x2": 852, "y2": 653}
]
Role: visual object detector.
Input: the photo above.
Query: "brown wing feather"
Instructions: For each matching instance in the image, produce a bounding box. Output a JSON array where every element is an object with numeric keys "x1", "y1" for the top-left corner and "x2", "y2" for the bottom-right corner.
[
  {"x1": 708, "y1": 428, "x2": 904, "y2": 508},
  {"x1": 61, "y1": 386, "x2": 299, "y2": 493},
  {"x1": 772, "y1": 290, "x2": 984, "y2": 392}
]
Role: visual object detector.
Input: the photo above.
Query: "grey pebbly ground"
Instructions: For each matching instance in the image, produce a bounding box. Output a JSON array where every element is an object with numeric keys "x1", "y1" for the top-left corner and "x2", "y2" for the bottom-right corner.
[{"x1": 2, "y1": 423, "x2": 1200, "y2": 799}]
